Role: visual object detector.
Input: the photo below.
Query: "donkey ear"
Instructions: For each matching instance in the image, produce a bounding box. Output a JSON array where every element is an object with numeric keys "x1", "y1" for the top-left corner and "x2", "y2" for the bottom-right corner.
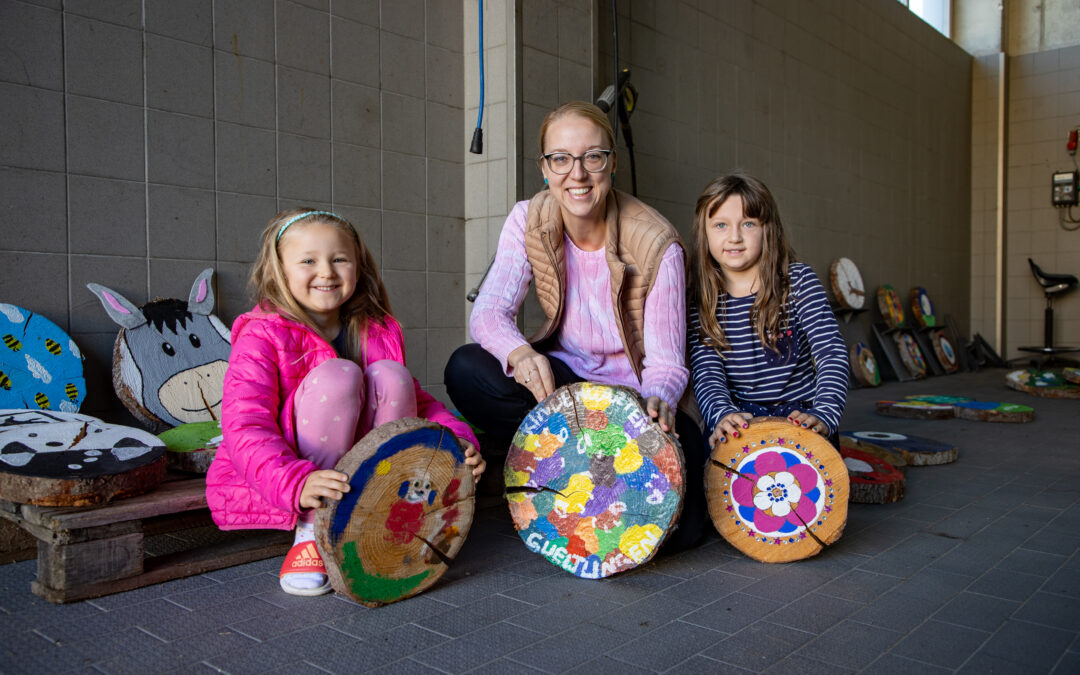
[
  {"x1": 188, "y1": 269, "x2": 216, "y2": 316},
  {"x1": 398, "y1": 480, "x2": 410, "y2": 498},
  {"x1": 427, "y1": 489, "x2": 437, "y2": 506},
  {"x1": 86, "y1": 283, "x2": 147, "y2": 330}
]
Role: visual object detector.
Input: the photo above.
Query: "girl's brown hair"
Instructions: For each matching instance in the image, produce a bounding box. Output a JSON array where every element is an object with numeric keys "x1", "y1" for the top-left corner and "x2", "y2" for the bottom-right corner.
[
  {"x1": 249, "y1": 208, "x2": 392, "y2": 360},
  {"x1": 689, "y1": 173, "x2": 796, "y2": 353}
]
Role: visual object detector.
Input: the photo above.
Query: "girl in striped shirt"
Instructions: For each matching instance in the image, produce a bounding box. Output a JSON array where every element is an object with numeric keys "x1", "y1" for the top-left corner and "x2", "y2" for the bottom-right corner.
[{"x1": 687, "y1": 174, "x2": 848, "y2": 449}]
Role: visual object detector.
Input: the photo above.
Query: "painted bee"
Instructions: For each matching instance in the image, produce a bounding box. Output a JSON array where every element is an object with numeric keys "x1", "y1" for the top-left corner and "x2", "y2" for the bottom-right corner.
[
  {"x1": 65, "y1": 382, "x2": 80, "y2": 401},
  {"x1": 0, "y1": 371, "x2": 10, "y2": 390},
  {"x1": 2, "y1": 334, "x2": 22, "y2": 351},
  {"x1": 34, "y1": 392, "x2": 50, "y2": 409},
  {"x1": 45, "y1": 338, "x2": 62, "y2": 355}
]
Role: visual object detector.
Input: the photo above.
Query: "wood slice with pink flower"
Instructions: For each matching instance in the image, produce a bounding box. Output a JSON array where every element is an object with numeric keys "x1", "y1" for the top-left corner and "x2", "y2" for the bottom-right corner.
[
  {"x1": 504, "y1": 383, "x2": 685, "y2": 579},
  {"x1": 705, "y1": 418, "x2": 848, "y2": 563}
]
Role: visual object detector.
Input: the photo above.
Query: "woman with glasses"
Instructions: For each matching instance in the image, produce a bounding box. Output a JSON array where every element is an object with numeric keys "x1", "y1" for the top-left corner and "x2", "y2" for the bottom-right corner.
[{"x1": 445, "y1": 101, "x2": 706, "y2": 551}]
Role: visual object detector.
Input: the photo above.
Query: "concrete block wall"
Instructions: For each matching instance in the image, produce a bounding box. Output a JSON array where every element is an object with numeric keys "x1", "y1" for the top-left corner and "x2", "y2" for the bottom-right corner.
[{"x1": 0, "y1": 0, "x2": 466, "y2": 420}]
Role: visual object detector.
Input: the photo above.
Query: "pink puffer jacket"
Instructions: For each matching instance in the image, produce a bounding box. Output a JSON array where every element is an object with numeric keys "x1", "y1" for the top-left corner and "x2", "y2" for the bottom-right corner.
[{"x1": 206, "y1": 305, "x2": 478, "y2": 530}]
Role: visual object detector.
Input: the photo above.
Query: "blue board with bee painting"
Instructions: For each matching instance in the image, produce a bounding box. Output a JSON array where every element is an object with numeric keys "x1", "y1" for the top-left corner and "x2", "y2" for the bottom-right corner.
[{"x1": 0, "y1": 304, "x2": 85, "y2": 412}]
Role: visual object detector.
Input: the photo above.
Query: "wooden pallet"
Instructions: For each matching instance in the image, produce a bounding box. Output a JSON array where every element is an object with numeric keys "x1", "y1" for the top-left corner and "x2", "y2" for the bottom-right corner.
[{"x1": 0, "y1": 476, "x2": 290, "y2": 603}]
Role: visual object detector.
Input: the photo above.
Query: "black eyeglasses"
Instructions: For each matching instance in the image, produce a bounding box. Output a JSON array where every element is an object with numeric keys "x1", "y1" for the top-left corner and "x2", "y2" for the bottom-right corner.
[{"x1": 541, "y1": 149, "x2": 614, "y2": 174}]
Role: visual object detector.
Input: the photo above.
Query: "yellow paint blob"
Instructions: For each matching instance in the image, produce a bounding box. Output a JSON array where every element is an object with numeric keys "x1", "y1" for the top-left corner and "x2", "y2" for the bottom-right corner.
[
  {"x1": 580, "y1": 383, "x2": 613, "y2": 411},
  {"x1": 554, "y1": 473, "x2": 595, "y2": 514},
  {"x1": 620, "y1": 524, "x2": 663, "y2": 563},
  {"x1": 375, "y1": 460, "x2": 391, "y2": 475},
  {"x1": 613, "y1": 440, "x2": 642, "y2": 474}
]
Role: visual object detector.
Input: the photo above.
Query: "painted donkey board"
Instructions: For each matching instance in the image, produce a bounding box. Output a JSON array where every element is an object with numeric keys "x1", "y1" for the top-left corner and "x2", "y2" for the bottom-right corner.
[{"x1": 87, "y1": 270, "x2": 231, "y2": 430}]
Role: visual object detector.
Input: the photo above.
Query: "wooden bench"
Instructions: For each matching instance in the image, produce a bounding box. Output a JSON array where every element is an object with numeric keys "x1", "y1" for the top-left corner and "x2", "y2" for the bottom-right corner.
[{"x1": 0, "y1": 476, "x2": 290, "y2": 603}]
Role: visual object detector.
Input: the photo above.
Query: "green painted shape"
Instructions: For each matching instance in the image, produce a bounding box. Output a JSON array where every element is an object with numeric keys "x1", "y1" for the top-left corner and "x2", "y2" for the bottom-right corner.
[
  {"x1": 583, "y1": 423, "x2": 628, "y2": 458},
  {"x1": 595, "y1": 523, "x2": 626, "y2": 554},
  {"x1": 340, "y1": 541, "x2": 431, "y2": 603},
  {"x1": 157, "y1": 420, "x2": 221, "y2": 452}
]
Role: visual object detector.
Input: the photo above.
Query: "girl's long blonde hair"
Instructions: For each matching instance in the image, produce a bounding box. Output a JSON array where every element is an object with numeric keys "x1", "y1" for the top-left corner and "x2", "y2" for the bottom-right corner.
[
  {"x1": 689, "y1": 173, "x2": 795, "y2": 353},
  {"x1": 249, "y1": 208, "x2": 392, "y2": 360}
]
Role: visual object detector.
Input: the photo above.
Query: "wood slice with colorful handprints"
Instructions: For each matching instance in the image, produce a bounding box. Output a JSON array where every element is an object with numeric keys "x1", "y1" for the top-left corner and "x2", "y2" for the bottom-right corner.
[
  {"x1": 850, "y1": 342, "x2": 881, "y2": 387},
  {"x1": 952, "y1": 401, "x2": 1034, "y2": 423},
  {"x1": 894, "y1": 332, "x2": 927, "y2": 378},
  {"x1": 876, "y1": 285, "x2": 905, "y2": 329},
  {"x1": 930, "y1": 330, "x2": 959, "y2": 372},
  {"x1": 910, "y1": 287, "x2": 936, "y2": 328},
  {"x1": 0, "y1": 304, "x2": 85, "y2": 413},
  {"x1": 706, "y1": 418, "x2": 848, "y2": 563},
  {"x1": 839, "y1": 445, "x2": 905, "y2": 504},
  {"x1": 875, "y1": 399, "x2": 954, "y2": 420},
  {"x1": 314, "y1": 418, "x2": 474, "y2": 607},
  {"x1": 157, "y1": 420, "x2": 222, "y2": 473},
  {"x1": 1065, "y1": 367, "x2": 1080, "y2": 385},
  {"x1": 839, "y1": 430, "x2": 957, "y2": 466},
  {"x1": 829, "y1": 258, "x2": 866, "y2": 310},
  {"x1": 505, "y1": 383, "x2": 684, "y2": 579},
  {"x1": 0, "y1": 409, "x2": 165, "y2": 506},
  {"x1": 1006, "y1": 369, "x2": 1080, "y2": 399}
]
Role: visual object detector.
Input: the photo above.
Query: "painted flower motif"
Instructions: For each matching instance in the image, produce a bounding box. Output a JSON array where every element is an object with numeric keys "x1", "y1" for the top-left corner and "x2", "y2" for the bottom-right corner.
[{"x1": 731, "y1": 450, "x2": 821, "y2": 534}]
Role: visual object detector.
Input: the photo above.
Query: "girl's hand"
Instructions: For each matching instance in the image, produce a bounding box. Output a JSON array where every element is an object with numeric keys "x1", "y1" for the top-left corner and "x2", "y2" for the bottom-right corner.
[
  {"x1": 788, "y1": 410, "x2": 827, "y2": 436},
  {"x1": 709, "y1": 412, "x2": 753, "y2": 448},
  {"x1": 460, "y1": 440, "x2": 486, "y2": 483},
  {"x1": 299, "y1": 470, "x2": 351, "y2": 510},
  {"x1": 508, "y1": 345, "x2": 555, "y2": 403},
  {"x1": 644, "y1": 396, "x2": 677, "y2": 436}
]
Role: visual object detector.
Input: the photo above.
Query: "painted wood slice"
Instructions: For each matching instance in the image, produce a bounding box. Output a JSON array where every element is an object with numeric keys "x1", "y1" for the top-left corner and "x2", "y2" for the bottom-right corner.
[
  {"x1": 876, "y1": 285, "x2": 905, "y2": 329},
  {"x1": 158, "y1": 420, "x2": 221, "y2": 473},
  {"x1": 505, "y1": 383, "x2": 684, "y2": 579},
  {"x1": 904, "y1": 395, "x2": 972, "y2": 405},
  {"x1": 0, "y1": 409, "x2": 166, "y2": 506},
  {"x1": 1006, "y1": 369, "x2": 1080, "y2": 399},
  {"x1": 850, "y1": 342, "x2": 881, "y2": 387},
  {"x1": 875, "y1": 399, "x2": 954, "y2": 420},
  {"x1": 840, "y1": 445, "x2": 905, "y2": 504},
  {"x1": 894, "y1": 333, "x2": 928, "y2": 378},
  {"x1": 910, "y1": 287, "x2": 936, "y2": 328},
  {"x1": 952, "y1": 401, "x2": 1034, "y2": 423},
  {"x1": 930, "y1": 330, "x2": 959, "y2": 372},
  {"x1": 706, "y1": 418, "x2": 848, "y2": 563},
  {"x1": 1065, "y1": 367, "x2": 1080, "y2": 385},
  {"x1": 0, "y1": 304, "x2": 85, "y2": 413},
  {"x1": 829, "y1": 258, "x2": 866, "y2": 310},
  {"x1": 314, "y1": 417, "x2": 475, "y2": 607},
  {"x1": 840, "y1": 430, "x2": 957, "y2": 466}
]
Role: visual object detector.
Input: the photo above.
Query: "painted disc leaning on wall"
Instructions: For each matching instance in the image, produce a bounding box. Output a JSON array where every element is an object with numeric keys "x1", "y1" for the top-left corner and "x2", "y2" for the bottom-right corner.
[
  {"x1": 505, "y1": 383, "x2": 684, "y2": 579},
  {"x1": 706, "y1": 418, "x2": 848, "y2": 563},
  {"x1": 315, "y1": 418, "x2": 474, "y2": 607},
  {"x1": 910, "y1": 287, "x2": 936, "y2": 328},
  {"x1": 1005, "y1": 369, "x2": 1080, "y2": 399},
  {"x1": 0, "y1": 304, "x2": 85, "y2": 413},
  {"x1": 875, "y1": 399, "x2": 955, "y2": 420},
  {"x1": 840, "y1": 430, "x2": 958, "y2": 466},
  {"x1": 850, "y1": 342, "x2": 881, "y2": 387},
  {"x1": 1065, "y1": 367, "x2": 1080, "y2": 385},
  {"x1": 876, "y1": 285, "x2": 905, "y2": 329},
  {"x1": 0, "y1": 409, "x2": 165, "y2": 506},
  {"x1": 157, "y1": 420, "x2": 222, "y2": 473},
  {"x1": 839, "y1": 445, "x2": 905, "y2": 504},
  {"x1": 930, "y1": 330, "x2": 959, "y2": 372},
  {"x1": 829, "y1": 258, "x2": 866, "y2": 310},
  {"x1": 894, "y1": 333, "x2": 927, "y2": 378},
  {"x1": 952, "y1": 400, "x2": 1034, "y2": 423}
]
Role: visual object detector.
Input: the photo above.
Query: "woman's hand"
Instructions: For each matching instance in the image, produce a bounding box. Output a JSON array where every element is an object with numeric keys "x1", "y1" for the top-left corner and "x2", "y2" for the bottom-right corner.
[
  {"x1": 644, "y1": 396, "x2": 676, "y2": 435},
  {"x1": 460, "y1": 439, "x2": 486, "y2": 483},
  {"x1": 788, "y1": 410, "x2": 827, "y2": 436},
  {"x1": 298, "y1": 469, "x2": 351, "y2": 510},
  {"x1": 508, "y1": 345, "x2": 555, "y2": 403},
  {"x1": 708, "y1": 412, "x2": 753, "y2": 448}
]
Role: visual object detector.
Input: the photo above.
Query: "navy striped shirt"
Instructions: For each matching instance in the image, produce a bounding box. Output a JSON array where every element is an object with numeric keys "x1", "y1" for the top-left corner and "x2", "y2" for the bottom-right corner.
[{"x1": 688, "y1": 262, "x2": 849, "y2": 434}]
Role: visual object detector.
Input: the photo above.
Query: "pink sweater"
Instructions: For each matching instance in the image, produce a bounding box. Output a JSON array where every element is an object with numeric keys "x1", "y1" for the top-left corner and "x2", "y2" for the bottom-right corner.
[{"x1": 470, "y1": 200, "x2": 688, "y2": 408}]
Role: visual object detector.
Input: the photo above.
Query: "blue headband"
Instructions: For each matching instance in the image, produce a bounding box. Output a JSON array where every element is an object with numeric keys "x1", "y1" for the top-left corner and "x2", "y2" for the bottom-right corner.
[{"x1": 276, "y1": 210, "x2": 343, "y2": 242}]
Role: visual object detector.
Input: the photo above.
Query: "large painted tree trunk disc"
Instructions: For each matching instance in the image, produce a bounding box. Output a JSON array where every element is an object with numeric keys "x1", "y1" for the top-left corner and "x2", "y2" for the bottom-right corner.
[{"x1": 839, "y1": 430, "x2": 957, "y2": 466}]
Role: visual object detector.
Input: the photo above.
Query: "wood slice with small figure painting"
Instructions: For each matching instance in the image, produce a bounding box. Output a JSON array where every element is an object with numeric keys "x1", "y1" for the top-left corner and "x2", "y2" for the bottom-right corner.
[
  {"x1": 894, "y1": 332, "x2": 927, "y2": 378},
  {"x1": 910, "y1": 287, "x2": 936, "y2": 328},
  {"x1": 876, "y1": 285, "x2": 905, "y2": 329},
  {"x1": 829, "y1": 258, "x2": 866, "y2": 310},
  {"x1": 0, "y1": 409, "x2": 165, "y2": 506},
  {"x1": 850, "y1": 342, "x2": 881, "y2": 387},
  {"x1": 1006, "y1": 369, "x2": 1080, "y2": 399},
  {"x1": 505, "y1": 383, "x2": 684, "y2": 579},
  {"x1": 839, "y1": 445, "x2": 905, "y2": 504},
  {"x1": 875, "y1": 399, "x2": 954, "y2": 420},
  {"x1": 839, "y1": 430, "x2": 957, "y2": 466},
  {"x1": 951, "y1": 401, "x2": 1034, "y2": 423},
  {"x1": 314, "y1": 417, "x2": 475, "y2": 607},
  {"x1": 157, "y1": 420, "x2": 222, "y2": 473},
  {"x1": 706, "y1": 418, "x2": 848, "y2": 563},
  {"x1": 930, "y1": 330, "x2": 959, "y2": 373}
]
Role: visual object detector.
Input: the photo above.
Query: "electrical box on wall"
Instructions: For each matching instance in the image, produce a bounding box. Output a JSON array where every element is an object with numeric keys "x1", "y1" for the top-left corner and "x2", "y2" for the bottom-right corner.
[{"x1": 1052, "y1": 171, "x2": 1079, "y2": 206}]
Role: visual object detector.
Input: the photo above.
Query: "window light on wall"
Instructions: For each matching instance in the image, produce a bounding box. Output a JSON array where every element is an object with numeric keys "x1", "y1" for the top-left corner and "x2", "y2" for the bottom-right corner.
[{"x1": 898, "y1": 0, "x2": 951, "y2": 37}]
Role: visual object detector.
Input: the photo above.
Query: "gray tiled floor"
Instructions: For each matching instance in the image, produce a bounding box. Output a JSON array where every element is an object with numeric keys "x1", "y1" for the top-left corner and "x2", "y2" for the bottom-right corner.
[{"x1": 2, "y1": 368, "x2": 1079, "y2": 673}]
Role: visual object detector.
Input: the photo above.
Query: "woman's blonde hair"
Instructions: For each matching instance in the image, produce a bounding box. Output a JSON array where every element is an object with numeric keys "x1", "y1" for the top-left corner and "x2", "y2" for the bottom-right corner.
[
  {"x1": 537, "y1": 101, "x2": 617, "y2": 157},
  {"x1": 689, "y1": 173, "x2": 796, "y2": 353},
  {"x1": 250, "y1": 208, "x2": 392, "y2": 360}
]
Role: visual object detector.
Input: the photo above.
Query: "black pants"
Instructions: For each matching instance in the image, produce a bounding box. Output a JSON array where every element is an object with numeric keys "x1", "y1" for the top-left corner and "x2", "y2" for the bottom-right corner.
[{"x1": 445, "y1": 343, "x2": 707, "y2": 551}]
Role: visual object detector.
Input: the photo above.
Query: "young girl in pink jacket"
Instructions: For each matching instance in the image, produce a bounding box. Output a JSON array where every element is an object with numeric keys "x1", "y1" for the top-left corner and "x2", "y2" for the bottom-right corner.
[{"x1": 206, "y1": 209, "x2": 485, "y2": 596}]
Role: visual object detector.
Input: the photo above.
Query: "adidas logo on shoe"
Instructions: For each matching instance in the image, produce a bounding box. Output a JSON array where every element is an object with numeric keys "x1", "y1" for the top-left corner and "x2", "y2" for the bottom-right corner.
[{"x1": 289, "y1": 542, "x2": 325, "y2": 569}]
